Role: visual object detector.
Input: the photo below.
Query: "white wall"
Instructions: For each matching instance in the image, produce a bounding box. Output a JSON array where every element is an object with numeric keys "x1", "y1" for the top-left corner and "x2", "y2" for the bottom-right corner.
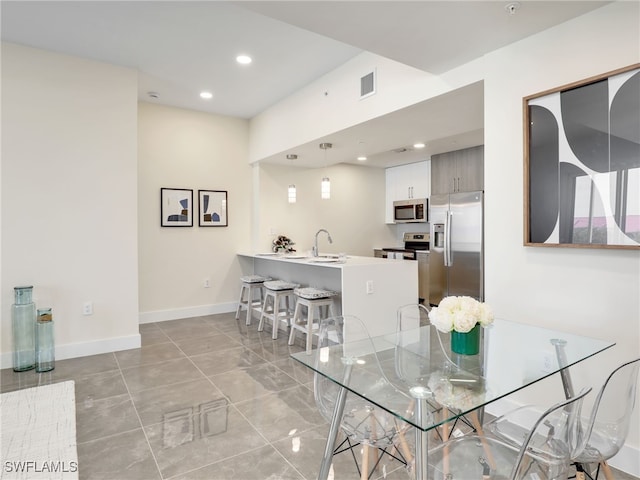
[
  {"x1": 1, "y1": 43, "x2": 140, "y2": 365},
  {"x1": 256, "y1": 163, "x2": 397, "y2": 255},
  {"x1": 137, "y1": 103, "x2": 251, "y2": 322},
  {"x1": 249, "y1": 51, "x2": 483, "y2": 163},
  {"x1": 483, "y1": 2, "x2": 640, "y2": 473}
]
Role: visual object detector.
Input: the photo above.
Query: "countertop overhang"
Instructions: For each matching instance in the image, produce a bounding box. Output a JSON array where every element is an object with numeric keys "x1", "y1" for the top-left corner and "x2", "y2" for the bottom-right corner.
[{"x1": 238, "y1": 252, "x2": 412, "y2": 268}]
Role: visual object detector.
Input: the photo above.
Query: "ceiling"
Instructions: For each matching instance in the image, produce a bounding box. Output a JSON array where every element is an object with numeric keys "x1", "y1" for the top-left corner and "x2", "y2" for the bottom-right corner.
[
  {"x1": 0, "y1": 1, "x2": 361, "y2": 119},
  {"x1": 1, "y1": 1, "x2": 609, "y2": 168},
  {"x1": 264, "y1": 80, "x2": 485, "y2": 169}
]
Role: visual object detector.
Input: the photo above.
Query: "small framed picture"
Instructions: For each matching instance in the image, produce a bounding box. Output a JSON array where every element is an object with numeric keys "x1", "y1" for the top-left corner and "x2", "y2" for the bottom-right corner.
[
  {"x1": 161, "y1": 188, "x2": 193, "y2": 227},
  {"x1": 198, "y1": 398, "x2": 229, "y2": 437},
  {"x1": 162, "y1": 408, "x2": 194, "y2": 448},
  {"x1": 198, "y1": 190, "x2": 228, "y2": 227}
]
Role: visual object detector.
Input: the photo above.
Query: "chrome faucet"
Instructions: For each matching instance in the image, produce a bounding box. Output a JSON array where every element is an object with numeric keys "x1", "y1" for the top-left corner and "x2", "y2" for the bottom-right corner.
[{"x1": 312, "y1": 229, "x2": 333, "y2": 257}]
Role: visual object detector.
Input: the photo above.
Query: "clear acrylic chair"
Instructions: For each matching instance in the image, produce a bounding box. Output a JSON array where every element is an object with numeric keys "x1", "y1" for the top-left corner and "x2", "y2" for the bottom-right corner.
[
  {"x1": 397, "y1": 303, "x2": 432, "y2": 330},
  {"x1": 486, "y1": 358, "x2": 640, "y2": 480},
  {"x1": 313, "y1": 315, "x2": 413, "y2": 479},
  {"x1": 428, "y1": 387, "x2": 592, "y2": 480},
  {"x1": 394, "y1": 303, "x2": 444, "y2": 396},
  {"x1": 572, "y1": 358, "x2": 640, "y2": 480}
]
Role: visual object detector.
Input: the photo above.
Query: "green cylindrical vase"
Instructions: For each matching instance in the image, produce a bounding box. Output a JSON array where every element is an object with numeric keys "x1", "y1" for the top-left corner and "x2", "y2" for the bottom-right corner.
[
  {"x1": 451, "y1": 324, "x2": 480, "y2": 355},
  {"x1": 36, "y1": 308, "x2": 55, "y2": 373},
  {"x1": 12, "y1": 286, "x2": 36, "y2": 372}
]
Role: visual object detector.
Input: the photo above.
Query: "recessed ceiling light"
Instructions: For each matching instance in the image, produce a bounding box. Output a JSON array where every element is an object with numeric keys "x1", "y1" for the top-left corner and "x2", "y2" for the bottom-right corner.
[
  {"x1": 200, "y1": 91, "x2": 213, "y2": 100},
  {"x1": 357, "y1": 156, "x2": 367, "y2": 161},
  {"x1": 413, "y1": 143, "x2": 426, "y2": 149},
  {"x1": 236, "y1": 55, "x2": 252, "y2": 65},
  {"x1": 147, "y1": 91, "x2": 160, "y2": 99}
]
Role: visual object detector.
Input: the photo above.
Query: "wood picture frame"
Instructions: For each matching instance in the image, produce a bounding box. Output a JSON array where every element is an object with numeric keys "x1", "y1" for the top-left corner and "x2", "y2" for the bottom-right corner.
[
  {"x1": 523, "y1": 64, "x2": 640, "y2": 249},
  {"x1": 198, "y1": 190, "x2": 228, "y2": 227},
  {"x1": 161, "y1": 188, "x2": 193, "y2": 227}
]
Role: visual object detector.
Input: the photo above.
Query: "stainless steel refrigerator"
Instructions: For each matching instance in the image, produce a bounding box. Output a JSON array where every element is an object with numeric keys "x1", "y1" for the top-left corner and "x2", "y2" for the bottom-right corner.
[{"x1": 429, "y1": 191, "x2": 484, "y2": 305}]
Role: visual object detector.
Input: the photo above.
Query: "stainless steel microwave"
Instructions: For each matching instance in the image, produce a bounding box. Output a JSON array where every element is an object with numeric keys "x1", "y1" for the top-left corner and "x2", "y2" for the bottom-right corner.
[{"x1": 393, "y1": 198, "x2": 428, "y2": 223}]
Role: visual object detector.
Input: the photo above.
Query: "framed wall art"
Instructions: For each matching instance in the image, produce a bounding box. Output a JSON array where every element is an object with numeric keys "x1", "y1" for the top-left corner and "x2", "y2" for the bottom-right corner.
[
  {"x1": 524, "y1": 64, "x2": 639, "y2": 249},
  {"x1": 198, "y1": 398, "x2": 228, "y2": 438},
  {"x1": 198, "y1": 190, "x2": 228, "y2": 227},
  {"x1": 161, "y1": 188, "x2": 193, "y2": 227}
]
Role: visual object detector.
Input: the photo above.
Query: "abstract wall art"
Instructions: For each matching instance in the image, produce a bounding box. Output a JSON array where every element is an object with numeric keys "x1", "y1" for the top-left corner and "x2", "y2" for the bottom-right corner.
[
  {"x1": 524, "y1": 64, "x2": 639, "y2": 249},
  {"x1": 161, "y1": 188, "x2": 193, "y2": 227},
  {"x1": 198, "y1": 190, "x2": 228, "y2": 227}
]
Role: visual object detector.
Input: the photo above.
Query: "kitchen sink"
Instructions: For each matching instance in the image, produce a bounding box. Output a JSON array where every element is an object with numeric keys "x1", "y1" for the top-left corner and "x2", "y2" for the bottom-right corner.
[
  {"x1": 309, "y1": 258, "x2": 343, "y2": 264},
  {"x1": 308, "y1": 254, "x2": 347, "y2": 264}
]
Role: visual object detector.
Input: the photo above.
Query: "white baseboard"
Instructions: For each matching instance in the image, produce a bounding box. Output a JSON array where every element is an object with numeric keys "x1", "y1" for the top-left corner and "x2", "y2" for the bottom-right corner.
[
  {"x1": 608, "y1": 445, "x2": 640, "y2": 478},
  {"x1": 1, "y1": 304, "x2": 236, "y2": 368},
  {"x1": 138, "y1": 302, "x2": 237, "y2": 324},
  {"x1": 485, "y1": 397, "x2": 639, "y2": 478},
  {"x1": 0, "y1": 333, "x2": 141, "y2": 369}
]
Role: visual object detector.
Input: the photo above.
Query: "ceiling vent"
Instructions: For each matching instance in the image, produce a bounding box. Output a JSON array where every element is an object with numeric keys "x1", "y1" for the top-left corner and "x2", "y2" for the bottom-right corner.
[{"x1": 360, "y1": 70, "x2": 376, "y2": 99}]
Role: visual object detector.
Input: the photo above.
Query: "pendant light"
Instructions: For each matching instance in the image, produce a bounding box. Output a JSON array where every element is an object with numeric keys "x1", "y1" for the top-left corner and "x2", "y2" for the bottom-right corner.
[
  {"x1": 286, "y1": 154, "x2": 297, "y2": 203},
  {"x1": 319, "y1": 142, "x2": 332, "y2": 200}
]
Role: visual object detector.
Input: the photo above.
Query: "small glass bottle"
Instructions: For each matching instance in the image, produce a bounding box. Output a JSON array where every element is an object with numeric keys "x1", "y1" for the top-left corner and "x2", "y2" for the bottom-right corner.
[
  {"x1": 12, "y1": 285, "x2": 36, "y2": 372},
  {"x1": 36, "y1": 308, "x2": 55, "y2": 372}
]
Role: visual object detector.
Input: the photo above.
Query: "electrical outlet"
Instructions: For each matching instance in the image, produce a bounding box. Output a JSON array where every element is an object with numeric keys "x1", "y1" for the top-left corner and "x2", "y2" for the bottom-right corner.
[
  {"x1": 203, "y1": 278, "x2": 211, "y2": 288},
  {"x1": 542, "y1": 351, "x2": 555, "y2": 373},
  {"x1": 366, "y1": 280, "x2": 374, "y2": 295},
  {"x1": 83, "y1": 301, "x2": 93, "y2": 316}
]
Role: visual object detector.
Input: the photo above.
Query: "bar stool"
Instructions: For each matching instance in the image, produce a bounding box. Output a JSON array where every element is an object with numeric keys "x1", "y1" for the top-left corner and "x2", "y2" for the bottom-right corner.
[
  {"x1": 235, "y1": 275, "x2": 271, "y2": 326},
  {"x1": 288, "y1": 287, "x2": 337, "y2": 353},
  {"x1": 258, "y1": 280, "x2": 299, "y2": 340}
]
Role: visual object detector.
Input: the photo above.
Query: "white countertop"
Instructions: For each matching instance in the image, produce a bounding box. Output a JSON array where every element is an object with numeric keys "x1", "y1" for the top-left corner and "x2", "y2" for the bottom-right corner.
[{"x1": 238, "y1": 252, "x2": 410, "y2": 268}]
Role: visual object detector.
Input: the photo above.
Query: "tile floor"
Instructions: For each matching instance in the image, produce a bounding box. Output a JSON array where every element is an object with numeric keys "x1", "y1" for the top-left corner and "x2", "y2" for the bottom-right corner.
[{"x1": 1, "y1": 312, "x2": 637, "y2": 480}]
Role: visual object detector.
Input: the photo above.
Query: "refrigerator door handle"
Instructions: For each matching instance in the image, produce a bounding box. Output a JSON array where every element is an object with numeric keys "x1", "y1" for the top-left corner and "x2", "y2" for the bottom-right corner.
[
  {"x1": 448, "y1": 210, "x2": 453, "y2": 266},
  {"x1": 443, "y1": 211, "x2": 448, "y2": 266},
  {"x1": 445, "y1": 210, "x2": 452, "y2": 266}
]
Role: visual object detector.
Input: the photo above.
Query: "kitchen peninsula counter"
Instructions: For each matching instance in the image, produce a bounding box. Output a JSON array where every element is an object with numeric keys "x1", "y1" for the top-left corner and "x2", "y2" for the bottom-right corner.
[{"x1": 237, "y1": 253, "x2": 418, "y2": 337}]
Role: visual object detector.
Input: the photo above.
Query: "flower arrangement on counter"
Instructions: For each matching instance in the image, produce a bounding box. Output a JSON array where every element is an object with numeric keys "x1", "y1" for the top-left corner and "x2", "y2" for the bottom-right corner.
[
  {"x1": 429, "y1": 296, "x2": 494, "y2": 333},
  {"x1": 272, "y1": 235, "x2": 296, "y2": 253}
]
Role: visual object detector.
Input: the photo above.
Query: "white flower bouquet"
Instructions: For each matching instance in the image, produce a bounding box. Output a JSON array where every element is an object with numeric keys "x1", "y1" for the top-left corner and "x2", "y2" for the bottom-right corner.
[{"x1": 428, "y1": 296, "x2": 494, "y2": 333}]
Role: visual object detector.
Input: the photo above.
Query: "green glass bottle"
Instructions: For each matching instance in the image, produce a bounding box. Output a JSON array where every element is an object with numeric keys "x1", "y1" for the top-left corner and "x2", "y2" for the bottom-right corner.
[
  {"x1": 12, "y1": 286, "x2": 36, "y2": 372},
  {"x1": 36, "y1": 307, "x2": 55, "y2": 372}
]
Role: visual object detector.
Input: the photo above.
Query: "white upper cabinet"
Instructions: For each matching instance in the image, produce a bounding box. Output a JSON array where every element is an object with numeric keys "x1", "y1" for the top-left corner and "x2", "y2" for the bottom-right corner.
[{"x1": 385, "y1": 161, "x2": 430, "y2": 223}]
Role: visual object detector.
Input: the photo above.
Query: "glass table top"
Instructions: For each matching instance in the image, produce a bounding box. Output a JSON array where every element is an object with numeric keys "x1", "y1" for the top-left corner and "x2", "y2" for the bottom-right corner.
[{"x1": 291, "y1": 318, "x2": 615, "y2": 431}]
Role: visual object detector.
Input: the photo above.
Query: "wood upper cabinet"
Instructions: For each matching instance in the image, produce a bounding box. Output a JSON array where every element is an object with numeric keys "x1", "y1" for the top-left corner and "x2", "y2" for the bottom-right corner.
[
  {"x1": 385, "y1": 161, "x2": 430, "y2": 223},
  {"x1": 430, "y1": 145, "x2": 484, "y2": 194}
]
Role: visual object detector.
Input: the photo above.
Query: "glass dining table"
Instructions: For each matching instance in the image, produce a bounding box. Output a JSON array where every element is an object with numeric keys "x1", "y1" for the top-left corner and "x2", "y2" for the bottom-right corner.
[{"x1": 290, "y1": 318, "x2": 615, "y2": 480}]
